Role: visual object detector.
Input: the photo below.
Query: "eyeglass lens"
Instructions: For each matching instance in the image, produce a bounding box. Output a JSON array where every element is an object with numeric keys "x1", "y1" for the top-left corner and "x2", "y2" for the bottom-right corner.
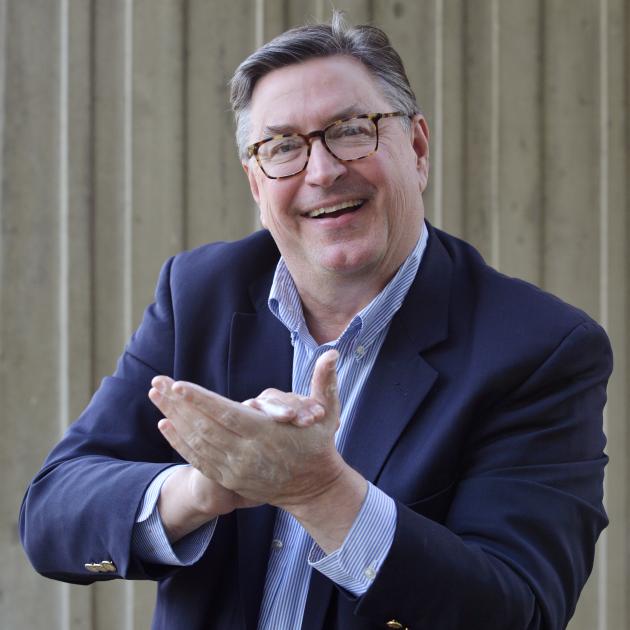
[{"x1": 258, "y1": 117, "x2": 377, "y2": 178}]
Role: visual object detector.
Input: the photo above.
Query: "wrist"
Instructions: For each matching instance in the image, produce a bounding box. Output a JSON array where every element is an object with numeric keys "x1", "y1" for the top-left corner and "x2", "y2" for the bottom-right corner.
[
  {"x1": 158, "y1": 466, "x2": 218, "y2": 542},
  {"x1": 285, "y1": 460, "x2": 368, "y2": 554}
]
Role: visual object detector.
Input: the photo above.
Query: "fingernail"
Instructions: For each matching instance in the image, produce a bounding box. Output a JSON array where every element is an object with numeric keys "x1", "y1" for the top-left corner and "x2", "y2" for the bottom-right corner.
[
  {"x1": 297, "y1": 409, "x2": 314, "y2": 424},
  {"x1": 310, "y1": 403, "x2": 325, "y2": 417},
  {"x1": 153, "y1": 380, "x2": 166, "y2": 394},
  {"x1": 171, "y1": 383, "x2": 185, "y2": 397},
  {"x1": 275, "y1": 403, "x2": 295, "y2": 418}
]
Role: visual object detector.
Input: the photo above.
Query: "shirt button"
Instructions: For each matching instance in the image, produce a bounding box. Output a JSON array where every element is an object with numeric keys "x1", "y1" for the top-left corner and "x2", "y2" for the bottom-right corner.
[
  {"x1": 355, "y1": 345, "x2": 366, "y2": 360},
  {"x1": 271, "y1": 538, "x2": 283, "y2": 550},
  {"x1": 363, "y1": 565, "x2": 377, "y2": 580}
]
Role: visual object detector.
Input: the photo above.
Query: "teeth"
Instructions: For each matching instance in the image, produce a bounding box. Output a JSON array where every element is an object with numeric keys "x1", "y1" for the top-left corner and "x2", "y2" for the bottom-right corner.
[{"x1": 307, "y1": 200, "x2": 363, "y2": 218}]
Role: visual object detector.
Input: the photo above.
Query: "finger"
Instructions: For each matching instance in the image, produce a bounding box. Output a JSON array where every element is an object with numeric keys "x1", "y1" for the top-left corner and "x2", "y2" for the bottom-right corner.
[
  {"x1": 310, "y1": 349, "x2": 340, "y2": 415},
  {"x1": 257, "y1": 390, "x2": 325, "y2": 426},
  {"x1": 244, "y1": 397, "x2": 297, "y2": 422},
  {"x1": 149, "y1": 387, "x2": 211, "y2": 435},
  {"x1": 292, "y1": 399, "x2": 325, "y2": 427},
  {"x1": 151, "y1": 381, "x2": 246, "y2": 441},
  {"x1": 157, "y1": 418, "x2": 226, "y2": 483},
  {"x1": 151, "y1": 375, "x2": 176, "y2": 397},
  {"x1": 149, "y1": 387, "x2": 179, "y2": 419},
  {"x1": 151, "y1": 387, "x2": 242, "y2": 455},
  {"x1": 171, "y1": 380, "x2": 263, "y2": 438}
]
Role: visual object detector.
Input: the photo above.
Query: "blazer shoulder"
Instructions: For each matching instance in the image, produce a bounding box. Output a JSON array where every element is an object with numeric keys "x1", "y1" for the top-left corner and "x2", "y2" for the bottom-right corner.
[
  {"x1": 170, "y1": 229, "x2": 279, "y2": 284},
  {"x1": 160, "y1": 230, "x2": 280, "y2": 311},
  {"x1": 433, "y1": 226, "x2": 605, "y2": 333},
  {"x1": 428, "y1": 227, "x2": 611, "y2": 379}
]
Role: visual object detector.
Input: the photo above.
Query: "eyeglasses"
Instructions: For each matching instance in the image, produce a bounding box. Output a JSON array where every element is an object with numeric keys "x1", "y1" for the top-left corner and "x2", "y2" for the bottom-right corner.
[{"x1": 247, "y1": 112, "x2": 410, "y2": 179}]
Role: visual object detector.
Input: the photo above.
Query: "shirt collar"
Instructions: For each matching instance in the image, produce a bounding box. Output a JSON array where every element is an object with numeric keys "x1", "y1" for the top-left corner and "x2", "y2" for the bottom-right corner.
[{"x1": 268, "y1": 221, "x2": 429, "y2": 350}]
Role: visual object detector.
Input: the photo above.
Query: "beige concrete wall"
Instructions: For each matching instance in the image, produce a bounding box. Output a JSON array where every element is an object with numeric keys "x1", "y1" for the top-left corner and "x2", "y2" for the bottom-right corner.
[{"x1": 1, "y1": 1, "x2": 627, "y2": 628}]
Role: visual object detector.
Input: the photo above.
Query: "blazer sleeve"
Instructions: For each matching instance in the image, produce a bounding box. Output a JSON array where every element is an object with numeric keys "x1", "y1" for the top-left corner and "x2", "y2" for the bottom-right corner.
[
  {"x1": 353, "y1": 320, "x2": 611, "y2": 630},
  {"x1": 19, "y1": 256, "x2": 183, "y2": 584}
]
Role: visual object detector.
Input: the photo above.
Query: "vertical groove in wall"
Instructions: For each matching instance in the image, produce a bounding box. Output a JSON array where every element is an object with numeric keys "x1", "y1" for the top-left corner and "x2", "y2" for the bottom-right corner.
[
  {"x1": 123, "y1": 0, "x2": 133, "y2": 341},
  {"x1": 432, "y1": 0, "x2": 443, "y2": 229},
  {"x1": 0, "y1": 0, "x2": 7, "y2": 299},
  {"x1": 369, "y1": 0, "x2": 375, "y2": 23},
  {"x1": 598, "y1": 1, "x2": 610, "y2": 345},
  {"x1": 182, "y1": 0, "x2": 190, "y2": 250},
  {"x1": 490, "y1": 0, "x2": 500, "y2": 268},
  {"x1": 461, "y1": 1, "x2": 469, "y2": 238},
  {"x1": 597, "y1": 1, "x2": 609, "y2": 628},
  {"x1": 58, "y1": 0, "x2": 70, "y2": 628},
  {"x1": 537, "y1": 0, "x2": 545, "y2": 287},
  {"x1": 58, "y1": 0, "x2": 69, "y2": 439},
  {"x1": 255, "y1": 0, "x2": 265, "y2": 49},
  {"x1": 282, "y1": 0, "x2": 290, "y2": 32},
  {"x1": 123, "y1": 1, "x2": 135, "y2": 626},
  {"x1": 315, "y1": 0, "x2": 325, "y2": 22},
  {"x1": 88, "y1": 0, "x2": 97, "y2": 396},
  {"x1": 538, "y1": 0, "x2": 546, "y2": 287}
]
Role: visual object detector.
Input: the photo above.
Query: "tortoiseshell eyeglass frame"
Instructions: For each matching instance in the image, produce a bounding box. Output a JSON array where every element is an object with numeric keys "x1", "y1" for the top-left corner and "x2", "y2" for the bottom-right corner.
[{"x1": 246, "y1": 111, "x2": 411, "y2": 180}]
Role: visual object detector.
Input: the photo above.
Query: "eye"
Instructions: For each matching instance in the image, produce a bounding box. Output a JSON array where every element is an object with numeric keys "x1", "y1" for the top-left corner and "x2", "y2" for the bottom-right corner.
[
  {"x1": 264, "y1": 137, "x2": 304, "y2": 160},
  {"x1": 328, "y1": 120, "x2": 374, "y2": 141},
  {"x1": 343, "y1": 125, "x2": 370, "y2": 136}
]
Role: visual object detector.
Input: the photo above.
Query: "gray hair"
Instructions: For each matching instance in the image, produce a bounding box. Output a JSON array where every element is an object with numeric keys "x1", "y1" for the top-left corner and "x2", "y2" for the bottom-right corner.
[{"x1": 229, "y1": 11, "x2": 421, "y2": 160}]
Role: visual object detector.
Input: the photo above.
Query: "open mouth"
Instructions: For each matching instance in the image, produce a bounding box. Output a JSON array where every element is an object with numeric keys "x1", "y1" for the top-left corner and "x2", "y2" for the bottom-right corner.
[{"x1": 305, "y1": 199, "x2": 366, "y2": 219}]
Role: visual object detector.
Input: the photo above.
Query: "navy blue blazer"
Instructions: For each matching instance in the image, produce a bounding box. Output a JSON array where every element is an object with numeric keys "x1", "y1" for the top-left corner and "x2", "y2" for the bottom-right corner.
[{"x1": 20, "y1": 224, "x2": 611, "y2": 629}]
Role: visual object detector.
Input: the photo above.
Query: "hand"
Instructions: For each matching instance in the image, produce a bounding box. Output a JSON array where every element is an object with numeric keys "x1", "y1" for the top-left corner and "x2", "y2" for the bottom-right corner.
[
  {"x1": 149, "y1": 350, "x2": 344, "y2": 510},
  {"x1": 242, "y1": 390, "x2": 326, "y2": 427},
  {"x1": 150, "y1": 349, "x2": 367, "y2": 552},
  {"x1": 157, "y1": 464, "x2": 259, "y2": 542}
]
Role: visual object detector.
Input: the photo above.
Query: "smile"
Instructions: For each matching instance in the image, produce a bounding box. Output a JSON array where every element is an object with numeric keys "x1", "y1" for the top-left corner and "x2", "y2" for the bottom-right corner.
[{"x1": 305, "y1": 199, "x2": 366, "y2": 219}]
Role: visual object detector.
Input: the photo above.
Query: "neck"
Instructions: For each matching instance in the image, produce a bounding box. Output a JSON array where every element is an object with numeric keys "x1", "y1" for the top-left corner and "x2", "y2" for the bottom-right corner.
[{"x1": 294, "y1": 273, "x2": 386, "y2": 345}]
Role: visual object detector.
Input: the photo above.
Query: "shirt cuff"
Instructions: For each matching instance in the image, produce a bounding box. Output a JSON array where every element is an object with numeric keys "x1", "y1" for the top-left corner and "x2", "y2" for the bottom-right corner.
[
  {"x1": 132, "y1": 464, "x2": 216, "y2": 566},
  {"x1": 308, "y1": 482, "x2": 396, "y2": 596}
]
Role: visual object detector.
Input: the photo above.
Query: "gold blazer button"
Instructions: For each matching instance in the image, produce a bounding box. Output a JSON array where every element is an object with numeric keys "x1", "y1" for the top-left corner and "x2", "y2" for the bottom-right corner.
[{"x1": 84, "y1": 563, "x2": 101, "y2": 573}]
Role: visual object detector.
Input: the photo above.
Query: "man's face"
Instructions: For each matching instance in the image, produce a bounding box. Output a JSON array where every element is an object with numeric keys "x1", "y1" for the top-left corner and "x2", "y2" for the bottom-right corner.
[{"x1": 243, "y1": 55, "x2": 429, "y2": 290}]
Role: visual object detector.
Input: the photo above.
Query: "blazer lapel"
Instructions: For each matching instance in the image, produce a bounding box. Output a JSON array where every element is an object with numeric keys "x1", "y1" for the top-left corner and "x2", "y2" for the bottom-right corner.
[
  {"x1": 342, "y1": 224, "x2": 452, "y2": 480},
  {"x1": 228, "y1": 272, "x2": 294, "y2": 630}
]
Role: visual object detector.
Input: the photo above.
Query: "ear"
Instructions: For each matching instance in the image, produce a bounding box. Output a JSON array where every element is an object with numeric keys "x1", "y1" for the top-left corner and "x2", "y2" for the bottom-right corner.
[{"x1": 411, "y1": 115, "x2": 430, "y2": 193}]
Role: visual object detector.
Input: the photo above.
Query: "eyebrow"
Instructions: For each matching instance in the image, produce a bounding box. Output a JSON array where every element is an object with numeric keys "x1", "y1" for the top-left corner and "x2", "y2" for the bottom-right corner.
[{"x1": 262, "y1": 105, "x2": 363, "y2": 137}]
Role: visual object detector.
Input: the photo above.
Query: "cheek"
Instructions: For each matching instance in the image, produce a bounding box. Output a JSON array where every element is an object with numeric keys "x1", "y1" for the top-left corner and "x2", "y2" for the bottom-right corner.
[
  {"x1": 258, "y1": 196, "x2": 280, "y2": 232},
  {"x1": 254, "y1": 179, "x2": 279, "y2": 229},
  {"x1": 257, "y1": 189, "x2": 295, "y2": 236}
]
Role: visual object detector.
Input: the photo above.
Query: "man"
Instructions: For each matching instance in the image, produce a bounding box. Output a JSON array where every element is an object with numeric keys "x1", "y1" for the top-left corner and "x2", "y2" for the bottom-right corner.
[{"x1": 20, "y1": 13, "x2": 611, "y2": 630}]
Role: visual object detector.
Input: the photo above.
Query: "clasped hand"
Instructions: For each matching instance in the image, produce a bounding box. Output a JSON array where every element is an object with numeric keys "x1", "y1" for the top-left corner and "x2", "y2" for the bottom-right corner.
[{"x1": 148, "y1": 350, "x2": 344, "y2": 515}]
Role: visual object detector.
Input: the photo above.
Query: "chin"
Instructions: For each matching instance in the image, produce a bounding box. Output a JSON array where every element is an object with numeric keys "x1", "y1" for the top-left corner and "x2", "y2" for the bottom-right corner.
[{"x1": 319, "y1": 253, "x2": 380, "y2": 278}]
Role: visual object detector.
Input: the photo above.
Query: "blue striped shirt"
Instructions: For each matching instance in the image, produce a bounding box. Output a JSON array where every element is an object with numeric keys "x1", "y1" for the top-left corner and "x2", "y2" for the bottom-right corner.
[{"x1": 133, "y1": 223, "x2": 428, "y2": 628}]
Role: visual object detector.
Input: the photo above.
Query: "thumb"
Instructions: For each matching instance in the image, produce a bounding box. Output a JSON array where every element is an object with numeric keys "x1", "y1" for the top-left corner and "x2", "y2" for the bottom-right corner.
[{"x1": 310, "y1": 349, "x2": 340, "y2": 416}]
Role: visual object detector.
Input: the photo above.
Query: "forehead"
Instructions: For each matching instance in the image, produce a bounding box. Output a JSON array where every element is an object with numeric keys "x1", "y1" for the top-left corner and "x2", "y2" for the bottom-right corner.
[{"x1": 248, "y1": 55, "x2": 391, "y2": 136}]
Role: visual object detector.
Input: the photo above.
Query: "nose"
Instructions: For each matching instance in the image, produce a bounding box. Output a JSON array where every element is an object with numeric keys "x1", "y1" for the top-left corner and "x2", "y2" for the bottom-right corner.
[{"x1": 304, "y1": 138, "x2": 346, "y2": 187}]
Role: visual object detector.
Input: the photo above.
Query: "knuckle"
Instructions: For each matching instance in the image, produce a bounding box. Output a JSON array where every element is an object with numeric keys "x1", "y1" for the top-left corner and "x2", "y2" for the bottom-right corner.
[
  {"x1": 188, "y1": 432, "x2": 206, "y2": 452},
  {"x1": 259, "y1": 388, "x2": 280, "y2": 399}
]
